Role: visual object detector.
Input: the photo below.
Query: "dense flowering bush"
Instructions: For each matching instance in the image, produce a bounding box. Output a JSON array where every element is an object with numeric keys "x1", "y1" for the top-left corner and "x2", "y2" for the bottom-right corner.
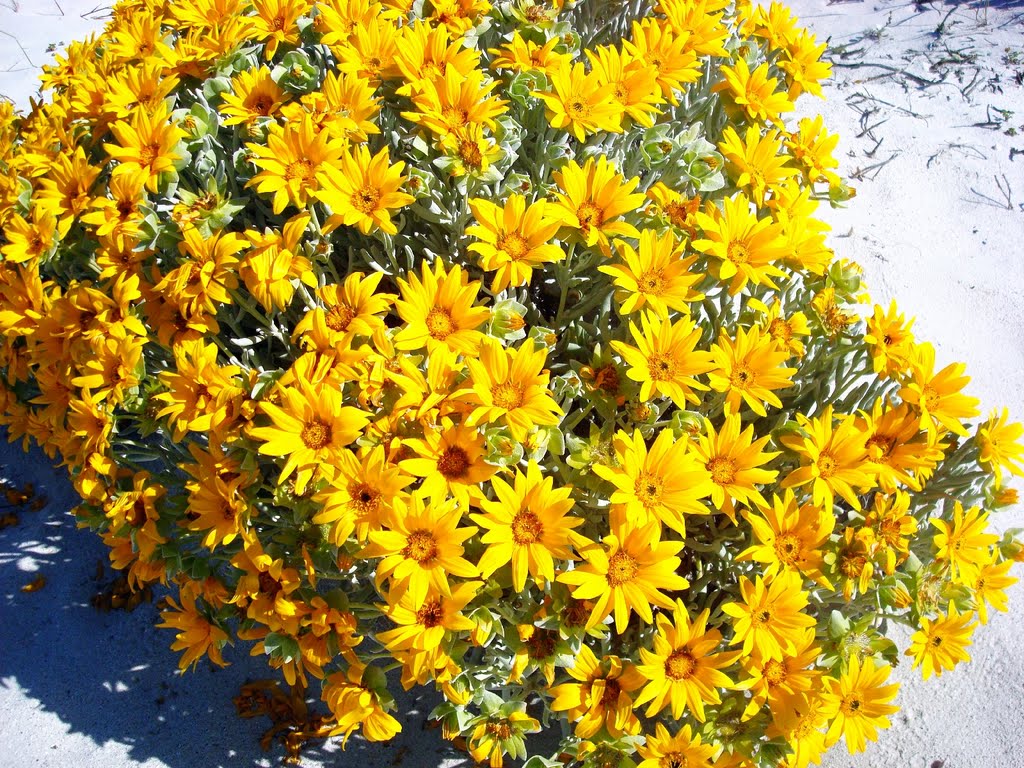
[{"x1": 1, "y1": 0, "x2": 1023, "y2": 765}]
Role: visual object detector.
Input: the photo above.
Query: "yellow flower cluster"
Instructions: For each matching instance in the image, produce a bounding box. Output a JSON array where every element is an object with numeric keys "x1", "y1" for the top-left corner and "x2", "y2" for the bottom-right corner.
[{"x1": 0, "y1": 0, "x2": 1021, "y2": 766}]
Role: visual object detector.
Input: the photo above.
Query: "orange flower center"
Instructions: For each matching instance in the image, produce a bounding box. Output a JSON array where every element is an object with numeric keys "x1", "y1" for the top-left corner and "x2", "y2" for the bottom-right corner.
[
  {"x1": 774, "y1": 533, "x2": 802, "y2": 565},
  {"x1": 511, "y1": 510, "x2": 543, "y2": 545},
  {"x1": 840, "y1": 695, "x2": 863, "y2": 715},
  {"x1": 575, "y1": 201, "x2": 604, "y2": 234},
  {"x1": 325, "y1": 303, "x2": 356, "y2": 332},
  {"x1": 285, "y1": 159, "x2": 316, "y2": 183},
  {"x1": 458, "y1": 139, "x2": 483, "y2": 169},
  {"x1": 426, "y1": 306, "x2": 456, "y2": 340},
  {"x1": 763, "y1": 658, "x2": 787, "y2": 686},
  {"x1": 436, "y1": 446, "x2": 471, "y2": 479},
  {"x1": 491, "y1": 381, "x2": 524, "y2": 410},
  {"x1": 730, "y1": 363, "x2": 755, "y2": 388},
  {"x1": 817, "y1": 452, "x2": 838, "y2": 478},
  {"x1": 441, "y1": 105, "x2": 468, "y2": 130},
  {"x1": 527, "y1": 628, "x2": 557, "y2": 659},
  {"x1": 352, "y1": 185, "x2": 381, "y2": 214},
  {"x1": 659, "y1": 752, "x2": 689, "y2": 768},
  {"x1": 485, "y1": 720, "x2": 513, "y2": 739},
  {"x1": 606, "y1": 550, "x2": 639, "y2": 586},
  {"x1": 301, "y1": 419, "x2": 331, "y2": 449},
  {"x1": 727, "y1": 241, "x2": 750, "y2": 264},
  {"x1": 638, "y1": 268, "x2": 665, "y2": 295},
  {"x1": 498, "y1": 232, "x2": 529, "y2": 261},
  {"x1": 416, "y1": 598, "x2": 445, "y2": 628},
  {"x1": 752, "y1": 607, "x2": 773, "y2": 627},
  {"x1": 768, "y1": 317, "x2": 793, "y2": 343},
  {"x1": 706, "y1": 456, "x2": 737, "y2": 486},
  {"x1": 664, "y1": 649, "x2": 697, "y2": 681},
  {"x1": 599, "y1": 677, "x2": 622, "y2": 705},
  {"x1": 402, "y1": 530, "x2": 439, "y2": 565},
  {"x1": 647, "y1": 352, "x2": 677, "y2": 382},
  {"x1": 139, "y1": 143, "x2": 160, "y2": 168},
  {"x1": 348, "y1": 482, "x2": 380, "y2": 515},
  {"x1": 634, "y1": 470, "x2": 664, "y2": 508},
  {"x1": 566, "y1": 98, "x2": 591, "y2": 119}
]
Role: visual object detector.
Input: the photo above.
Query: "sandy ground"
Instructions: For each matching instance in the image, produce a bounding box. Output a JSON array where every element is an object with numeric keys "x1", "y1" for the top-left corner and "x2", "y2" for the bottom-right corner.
[{"x1": 0, "y1": 1, "x2": 1022, "y2": 766}]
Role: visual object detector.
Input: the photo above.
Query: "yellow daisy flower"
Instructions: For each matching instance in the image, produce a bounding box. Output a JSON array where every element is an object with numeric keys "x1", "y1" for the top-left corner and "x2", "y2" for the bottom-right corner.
[
  {"x1": 931, "y1": 501, "x2": 998, "y2": 585},
  {"x1": 401, "y1": 419, "x2": 498, "y2": 509},
  {"x1": 598, "y1": 228, "x2": 704, "y2": 317},
  {"x1": 715, "y1": 58, "x2": 795, "y2": 126},
  {"x1": 548, "y1": 643, "x2": 645, "y2": 738},
  {"x1": 467, "y1": 194, "x2": 565, "y2": 293},
  {"x1": 557, "y1": 518, "x2": 689, "y2": 634},
  {"x1": 534, "y1": 59, "x2": 624, "y2": 142},
  {"x1": 219, "y1": 65, "x2": 289, "y2": 125},
  {"x1": 623, "y1": 18, "x2": 702, "y2": 104},
  {"x1": 692, "y1": 193, "x2": 789, "y2": 295},
  {"x1": 721, "y1": 570, "x2": 815, "y2": 661},
  {"x1": 461, "y1": 336, "x2": 562, "y2": 442},
  {"x1": 906, "y1": 603, "x2": 976, "y2": 680},
  {"x1": 586, "y1": 44, "x2": 662, "y2": 128},
  {"x1": 636, "y1": 723, "x2": 717, "y2": 768},
  {"x1": 899, "y1": 341, "x2": 980, "y2": 438},
  {"x1": 248, "y1": 379, "x2": 371, "y2": 495},
  {"x1": 593, "y1": 428, "x2": 715, "y2": 536},
  {"x1": 377, "y1": 581, "x2": 480, "y2": 654},
  {"x1": 740, "y1": 627, "x2": 821, "y2": 721},
  {"x1": 708, "y1": 325, "x2": 796, "y2": 418},
  {"x1": 401, "y1": 68, "x2": 507, "y2": 140},
  {"x1": 246, "y1": 116, "x2": 345, "y2": 214},
  {"x1": 737, "y1": 490, "x2": 835, "y2": 588},
  {"x1": 550, "y1": 155, "x2": 644, "y2": 256},
  {"x1": 316, "y1": 143, "x2": 415, "y2": 235},
  {"x1": 104, "y1": 104, "x2": 185, "y2": 192},
  {"x1": 634, "y1": 600, "x2": 737, "y2": 721},
  {"x1": 972, "y1": 550, "x2": 1018, "y2": 624},
  {"x1": 718, "y1": 124, "x2": 799, "y2": 206},
  {"x1": 689, "y1": 414, "x2": 780, "y2": 521},
  {"x1": 781, "y1": 405, "x2": 876, "y2": 512},
  {"x1": 976, "y1": 407, "x2": 1024, "y2": 486},
  {"x1": 361, "y1": 493, "x2": 479, "y2": 607},
  {"x1": 820, "y1": 657, "x2": 899, "y2": 754},
  {"x1": 393, "y1": 260, "x2": 490, "y2": 355},
  {"x1": 470, "y1": 460, "x2": 583, "y2": 592}
]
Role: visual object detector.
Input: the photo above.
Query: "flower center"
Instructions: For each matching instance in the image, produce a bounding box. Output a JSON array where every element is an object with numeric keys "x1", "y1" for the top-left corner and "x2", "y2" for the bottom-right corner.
[
  {"x1": 511, "y1": 510, "x2": 543, "y2": 545},
  {"x1": 599, "y1": 677, "x2": 622, "y2": 706},
  {"x1": 426, "y1": 306, "x2": 456, "y2": 340},
  {"x1": 348, "y1": 482, "x2": 380, "y2": 515},
  {"x1": 402, "y1": 530, "x2": 439, "y2": 565},
  {"x1": 660, "y1": 753, "x2": 689, "y2": 768},
  {"x1": 436, "y1": 446, "x2": 471, "y2": 479},
  {"x1": 285, "y1": 159, "x2": 316, "y2": 183},
  {"x1": 458, "y1": 139, "x2": 483, "y2": 168},
  {"x1": 486, "y1": 720, "x2": 513, "y2": 740},
  {"x1": 352, "y1": 185, "x2": 380, "y2": 214},
  {"x1": 638, "y1": 268, "x2": 665, "y2": 295},
  {"x1": 841, "y1": 695, "x2": 863, "y2": 715},
  {"x1": 706, "y1": 456, "x2": 737, "y2": 486},
  {"x1": 325, "y1": 303, "x2": 356, "y2": 332},
  {"x1": 634, "y1": 470, "x2": 664, "y2": 508},
  {"x1": 606, "y1": 550, "x2": 639, "y2": 586},
  {"x1": 575, "y1": 201, "x2": 604, "y2": 234},
  {"x1": 498, "y1": 232, "x2": 529, "y2": 261},
  {"x1": 774, "y1": 532, "x2": 802, "y2": 565},
  {"x1": 727, "y1": 241, "x2": 751, "y2": 264},
  {"x1": 139, "y1": 143, "x2": 160, "y2": 167},
  {"x1": 416, "y1": 597, "x2": 445, "y2": 628},
  {"x1": 817, "y1": 452, "x2": 838, "y2": 478},
  {"x1": 491, "y1": 381, "x2": 524, "y2": 410},
  {"x1": 300, "y1": 419, "x2": 331, "y2": 449},
  {"x1": 567, "y1": 98, "x2": 591, "y2": 118},
  {"x1": 763, "y1": 658, "x2": 787, "y2": 686},
  {"x1": 752, "y1": 608, "x2": 772, "y2": 627},
  {"x1": 664, "y1": 649, "x2": 697, "y2": 681},
  {"x1": 768, "y1": 317, "x2": 792, "y2": 343},
  {"x1": 922, "y1": 386, "x2": 940, "y2": 412},
  {"x1": 441, "y1": 105, "x2": 468, "y2": 130},
  {"x1": 730, "y1": 363, "x2": 755, "y2": 388},
  {"x1": 647, "y1": 352, "x2": 677, "y2": 381}
]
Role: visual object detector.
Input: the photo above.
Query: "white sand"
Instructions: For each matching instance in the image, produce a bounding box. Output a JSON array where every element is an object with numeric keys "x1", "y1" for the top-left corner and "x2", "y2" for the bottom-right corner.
[{"x1": 0, "y1": 1, "x2": 1022, "y2": 766}]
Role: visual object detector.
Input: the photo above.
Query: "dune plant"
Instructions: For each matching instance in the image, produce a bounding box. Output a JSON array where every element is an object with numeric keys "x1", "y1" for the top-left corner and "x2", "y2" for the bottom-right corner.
[{"x1": 0, "y1": 0, "x2": 1021, "y2": 765}]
